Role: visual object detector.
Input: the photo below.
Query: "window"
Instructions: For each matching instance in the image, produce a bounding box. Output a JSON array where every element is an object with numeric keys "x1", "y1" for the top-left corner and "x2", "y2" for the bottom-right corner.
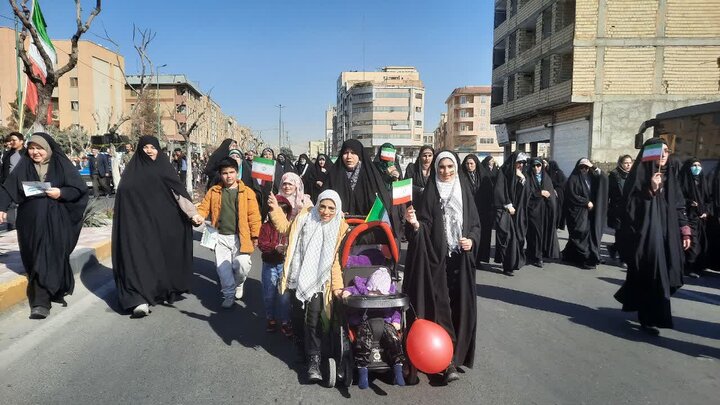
[
  {"x1": 479, "y1": 137, "x2": 496, "y2": 144},
  {"x1": 480, "y1": 109, "x2": 486, "y2": 116},
  {"x1": 460, "y1": 96, "x2": 468, "y2": 104},
  {"x1": 376, "y1": 92, "x2": 408, "y2": 98},
  {"x1": 415, "y1": 93, "x2": 423, "y2": 99},
  {"x1": 354, "y1": 92, "x2": 373, "y2": 99},
  {"x1": 415, "y1": 120, "x2": 422, "y2": 127},
  {"x1": 69, "y1": 77, "x2": 78, "y2": 87},
  {"x1": 71, "y1": 101, "x2": 79, "y2": 111},
  {"x1": 415, "y1": 106, "x2": 422, "y2": 113}
]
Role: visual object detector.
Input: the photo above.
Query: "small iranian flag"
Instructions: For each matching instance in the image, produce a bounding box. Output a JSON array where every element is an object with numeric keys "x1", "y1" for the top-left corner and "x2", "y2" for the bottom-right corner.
[
  {"x1": 392, "y1": 178, "x2": 412, "y2": 205},
  {"x1": 380, "y1": 146, "x2": 396, "y2": 162},
  {"x1": 641, "y1": 142, "x2": 663, "y2": 162},
  {"x1": 251, "y1": 157, "x2": 276, "y2": 182},
  {"x1": 365, "y1": 195, "x2": 390, "y2": 224}
]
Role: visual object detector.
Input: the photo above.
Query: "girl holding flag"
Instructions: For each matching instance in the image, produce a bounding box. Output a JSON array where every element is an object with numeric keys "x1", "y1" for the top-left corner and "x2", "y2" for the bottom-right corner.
[{"x1": 614, "y1": 138, "x2": 691, "y2": 335}]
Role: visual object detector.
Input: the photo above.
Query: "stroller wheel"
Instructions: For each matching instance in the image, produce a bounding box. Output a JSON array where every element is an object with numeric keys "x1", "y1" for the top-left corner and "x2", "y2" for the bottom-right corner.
[{"x1": 325, "y1": 357, "x2": 337, "y2": 388}]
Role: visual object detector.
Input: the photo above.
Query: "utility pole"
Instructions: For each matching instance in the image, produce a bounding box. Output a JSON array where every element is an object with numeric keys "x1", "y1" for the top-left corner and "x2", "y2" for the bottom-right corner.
[
  {"x1": 276, "y1": 104, "x2": 284, "y2": 150},
  {"x1": 156, "y1": 64, "x2": 167, "y2": 136},
  {"x1": 14, "y1": 14, "x2": 24, "y2": 133}
]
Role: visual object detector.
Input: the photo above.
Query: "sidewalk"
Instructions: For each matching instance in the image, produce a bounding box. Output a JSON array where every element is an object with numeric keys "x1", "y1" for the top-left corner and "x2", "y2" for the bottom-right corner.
[{"x1": 0, "y1": 225, "x2": 112, "y2": 312}]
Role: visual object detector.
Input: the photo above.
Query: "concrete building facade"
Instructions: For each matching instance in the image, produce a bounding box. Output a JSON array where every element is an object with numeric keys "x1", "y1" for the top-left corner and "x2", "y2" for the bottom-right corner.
[
  {"x1": 123, "y1": 74, "x2": 245, "y2": 149},
  {"x1": 0, "y1": 27, "x2": 125, "y2": 134},
  {"x1": 491, "y1": 0, "x2": 720, "y2": 174},
  {"x1": 334, "y1": 66, "x2": 425, "y2": 163},
  {"x1": 325, "y1": 105, "x2": 335, "y2": 155},
  {"x1": 445, "y1": 86, "x2": 504, "y2": 161}
]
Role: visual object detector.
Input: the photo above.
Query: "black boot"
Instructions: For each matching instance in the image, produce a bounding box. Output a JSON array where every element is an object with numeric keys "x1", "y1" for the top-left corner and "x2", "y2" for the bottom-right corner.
[
  {"x1": 29, "y1": 306, "x2": 49, "y2": 319},
  {"x1": 307, "y1": 354, "x2": 322, "y2": 382}
]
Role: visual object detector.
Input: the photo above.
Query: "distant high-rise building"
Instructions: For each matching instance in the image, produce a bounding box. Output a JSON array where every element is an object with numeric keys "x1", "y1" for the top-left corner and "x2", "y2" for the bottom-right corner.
[
  {"x1": 445, "y1": 86, "x2": 504, "y2": 161},
  {"x1": 325, "y1": 105, "x2": 335, "y2": 156},
  {"x1": 334, "y1": 66, "x2": 425, "y2": 163}
]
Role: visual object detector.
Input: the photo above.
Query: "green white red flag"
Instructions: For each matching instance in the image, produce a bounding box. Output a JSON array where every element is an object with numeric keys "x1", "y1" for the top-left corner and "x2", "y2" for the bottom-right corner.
[
  {"x1": 365, "y1": 195, "x2": 390, "y2": 224},
  {"x1": 392, "y1": 178, "x2": 412, "y2": 205},
  {"x1": 641, "y1": 142, "x2": 663, "y2": 162},
  {"x1": 251, "y1": 157, "x2": 276, "y2": 182},
  {"x1": 24, "y1": 0, "x2": 56, "y2": 120},
  {"x1": 380, "y1": 146, "x2": 396, "y2": 162}
]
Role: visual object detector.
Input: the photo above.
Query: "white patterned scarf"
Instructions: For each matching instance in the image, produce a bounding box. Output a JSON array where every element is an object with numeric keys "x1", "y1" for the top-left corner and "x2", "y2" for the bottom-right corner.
[
  {"x1": 292, "y1": 190, "x2": 344, "y2": 303},
  {"x1": 435, "y1": 152, "x2": 464, "y2": 255}
]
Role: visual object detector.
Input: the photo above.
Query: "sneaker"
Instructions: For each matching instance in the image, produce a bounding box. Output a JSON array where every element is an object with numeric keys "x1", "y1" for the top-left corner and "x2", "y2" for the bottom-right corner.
[
  {"x1": 221, "y1": 297, "x2": 235, "y2": 309},
  {"x1": 266, "y1": 319, "x2": 277, "y2": 333},
  {"x1": 443, "y1": 364, "x2": 460, "y2": 384},
  {"x1": 29, "y1": 306, "x2": 49, "y2": 319},
  {"x1": 235, "y1": 283, "x2": 244, "y2": 300},
  {"x1": 280, "y1": 323, "x2": 293, "y2": 337},
  {"x1": 133, "y1": 303, "x2": 150, "y2": 317}
]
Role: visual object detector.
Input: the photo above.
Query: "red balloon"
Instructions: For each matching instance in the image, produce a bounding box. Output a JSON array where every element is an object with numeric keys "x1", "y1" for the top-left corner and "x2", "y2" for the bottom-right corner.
[{"x1": 406, "y1": 319, "x2": 454, "y2": 374}]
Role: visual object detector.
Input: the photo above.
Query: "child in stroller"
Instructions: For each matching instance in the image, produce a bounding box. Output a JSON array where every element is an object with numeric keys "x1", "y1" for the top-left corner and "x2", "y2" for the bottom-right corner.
[{"x1": 341, "y1": 267, "x2": 406, "y2": 389}]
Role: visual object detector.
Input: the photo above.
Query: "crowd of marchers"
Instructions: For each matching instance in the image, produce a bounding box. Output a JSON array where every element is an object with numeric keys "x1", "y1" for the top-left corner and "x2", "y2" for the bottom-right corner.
[{"x1": 0, "y1": 132, "x2": 718, "y2": 387}]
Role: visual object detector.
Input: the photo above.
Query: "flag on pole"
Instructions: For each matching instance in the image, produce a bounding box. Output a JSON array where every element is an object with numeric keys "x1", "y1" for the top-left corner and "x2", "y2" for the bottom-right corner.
[
  {"x1": 24, "y1": 0, "x2": 56, "y2": 122},
  {"x1": 379, "y1": 146, "x2": 396, "y2": 162},
  {"x1": 251, "y1": 157, "x2": 276, "y2": 182},
  {"x1": 392, "y1": 178, "x2": 412, "y2": 205},
  {"x1": 641, "y1": 142, "x2": 663, "y2": 162},
  {"x1": 365, "y1": 195, "x2": 390, "y2": 224}
]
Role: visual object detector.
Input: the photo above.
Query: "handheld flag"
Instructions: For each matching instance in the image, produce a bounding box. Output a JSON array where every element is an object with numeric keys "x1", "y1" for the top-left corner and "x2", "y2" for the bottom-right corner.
[
  {"x1": 392, "y1": 178, "x2": 412, "y2": 205},
  {"x1": 251, "y1": 157, "x2": 276, "y2": 182},
  {"x1": 365, "y1": 195, "x2": 390, "y2": 224},
  {"x1": 380, "y1": 146, "x2": 396, "y2": 162},
  {"x1": 641, "y1": 142, "x2": 663, "y2": 162}
]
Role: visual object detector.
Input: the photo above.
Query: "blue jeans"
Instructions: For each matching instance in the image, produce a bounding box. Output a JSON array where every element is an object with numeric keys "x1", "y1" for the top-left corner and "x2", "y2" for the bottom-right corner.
[{"x1": 262, "y1": 262, "x2": 290, "y2": 323}]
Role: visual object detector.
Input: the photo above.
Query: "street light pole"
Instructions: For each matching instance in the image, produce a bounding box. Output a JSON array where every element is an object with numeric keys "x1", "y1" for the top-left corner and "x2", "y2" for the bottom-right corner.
[
  {"x1": 276, "y1": 104, "x2": 284, "y2": 151},
  {"x1": 156, "y1": 64, "x2": 167, "y2": 136}
]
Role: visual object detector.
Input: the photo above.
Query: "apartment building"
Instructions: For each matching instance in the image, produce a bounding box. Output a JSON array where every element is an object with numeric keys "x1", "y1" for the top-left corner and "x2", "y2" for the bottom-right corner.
[
  {"x1": 445, "y1": 86, "x2": 504, "y2": 162},
  {"x1": 491, "y1": 0, "x2": 720, "y2": 174},
  {"x1": 124, "y1": 74, "x2": 244, "y2": 148},
  {"x1": 325, "y1": 106, "x2": 335, "y2": 156},
  {"x1": 334, "y1": 66, "x2": 425, "y2": 162},
  {"x1": 0, "y1": 27, "x2": 125, "y2": 133},
  {"x1": 433, "y1": 113, "x2": 448, "y2": 150}
]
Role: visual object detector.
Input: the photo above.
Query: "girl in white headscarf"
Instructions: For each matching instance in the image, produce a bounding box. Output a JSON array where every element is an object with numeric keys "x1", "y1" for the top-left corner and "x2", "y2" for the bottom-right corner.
[
  {"x1": 279, "y1": 172, "x2": 313, "y2": 218},
  {"x1": 267, "y1": 189, "x2": 348, "y2": 384},
  {"x1": 404, "y1": 150, "x2": 481, "y2": 384}
]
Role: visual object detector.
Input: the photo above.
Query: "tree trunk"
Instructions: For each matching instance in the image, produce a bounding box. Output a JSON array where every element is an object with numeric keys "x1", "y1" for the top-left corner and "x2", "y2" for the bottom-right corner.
[
  {"x1": 185, "y1": 137, "x2": 194, "y2": 198},
  {"x1": 35, "y1": 84, "x2": 53, "y2": 130}
]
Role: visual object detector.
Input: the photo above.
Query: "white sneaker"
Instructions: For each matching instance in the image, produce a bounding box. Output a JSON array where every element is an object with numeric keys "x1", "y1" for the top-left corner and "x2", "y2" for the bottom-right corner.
[
  {"x1": 235, "y1": 283, "x2": 244, "y2": 300},
  {"x1": 221, "y1": 297, "x2": 235, "y2": 309},
  {"x1": 133, "y1": 303, "x2": 150, "y2": 317}
]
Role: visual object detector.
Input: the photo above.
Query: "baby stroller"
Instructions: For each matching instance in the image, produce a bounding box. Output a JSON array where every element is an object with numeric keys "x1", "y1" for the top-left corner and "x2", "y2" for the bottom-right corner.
[{"x1": 324, "y1": 216, "x2": 417, "y2": 388}]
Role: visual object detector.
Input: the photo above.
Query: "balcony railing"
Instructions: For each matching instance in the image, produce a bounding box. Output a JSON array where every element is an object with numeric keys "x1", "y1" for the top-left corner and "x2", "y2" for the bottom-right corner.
[
  {"x1": 491, "y1": 79, "x2": 572, "y2": 122},
  {"x1": 492, "y1": 23, "x2": 574, "y2": 84}
]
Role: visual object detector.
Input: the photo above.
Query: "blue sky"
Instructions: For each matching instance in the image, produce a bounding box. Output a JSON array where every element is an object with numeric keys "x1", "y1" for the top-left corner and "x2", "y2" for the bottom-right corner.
[{"x1": 1, "y1": 0, "x2": 495, "y2": 151}]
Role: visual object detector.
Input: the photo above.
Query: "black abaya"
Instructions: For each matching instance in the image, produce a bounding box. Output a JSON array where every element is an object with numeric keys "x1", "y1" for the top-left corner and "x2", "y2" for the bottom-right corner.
[
  {"x1": 477, "y1": 156, "x2": 497, "y2": 262},
  {"x1": 461, "y1": 154, "x2": 489, "y2": 265},
  {"x1": 678, "y1": 159, "x2": 711, "y2": 273},
  {"x1": 112, "y1": 136, "x2": 194, "y2": 310},
  {"x1": 404, "y1": 145, "x2": 434, "y2": 203},
  {"x1": 311, "y1": 154, "x2": 329, "y2": 203},
  {"x1": 404, "y1": 157, "x2": 480, "y2": 368},
  {"x1": 614, "y1": 138, "x2": 687, "y2": 328},
  {"x1": 561, "y1": 160, "x2": 609, "y2": 267},
  {"x1": 0, "y1": 133, "x2": 89, "y2": 309},
  {"x1": 525, "y1": 164, "x2": 560, "y2": 263},
  {"x1": 493, "y1": 152, "x2": 529, "y2": 273},
  {"x1": 547, "y1": 161, "x2": 567, "y2": 230}
]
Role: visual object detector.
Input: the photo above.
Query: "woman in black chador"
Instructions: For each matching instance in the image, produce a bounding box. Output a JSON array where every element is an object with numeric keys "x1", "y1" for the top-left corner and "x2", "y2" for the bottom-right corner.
[
  {"x1": 461, "y1": 154, "x2": 491, "y2": 266},
  {"x1": 404, "y1": 145, "x2": 434, "y2": 203},
  {"x1": 561, "y1": 158, "x2": 608, "y2": 269},
  {"x1": 112, "y1": 136, "x2": 198, "y2": 317},
  {"x1": 404, "y1": 150, "x2": 481, "y2": 384},
  {"x1": 678, "y1": 158, "x2": 711, "y2": 278},
  {"x1": 614, "y1": 138, "x2": 691, "y2": 335},
  {"x1": 525, "y1": 158, "x2": 560, "y2": 268},
  {"x1": 607, "y1": 155, "x2": 633, "y2": 262},
  {"x1": 547, "y1": 160, "x2": 567, "y2": 229},
  {"x1": 493, "y1": 151, "x2": 529, "y2": 276},
  {"x1": 327, "y1": 139, "x2": 400, "y2": 237},
  {"x1": 0, "y1": 133, "x2": 89, "y2": 319}
]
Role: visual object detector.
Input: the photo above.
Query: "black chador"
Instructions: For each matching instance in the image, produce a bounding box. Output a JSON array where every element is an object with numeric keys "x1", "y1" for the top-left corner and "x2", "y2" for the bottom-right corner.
[
  {"x1": 404, "y1": 151, "x2": 480, "y2": 370},
  {"x1": 493, "y1": 151, "x2": 529, "y2": 275},
  {"x1": 476, "y1": 156, "x2": 498, "y2": 263},
  {"x1": 615, "y1": 138, "x2": 688, "y2": 331},
  {"x1": 547, "y1": 160, "x2": 567, "y2": 230},
  {"x1": 525, "y1": 159, "x2": 560, "y2": 267},
  {"x1": 678, "y1": 158, "x2": 711, "y2": 276},
  {"x1": 561, "y1": 158, "x2": 608, "y2": 269}
]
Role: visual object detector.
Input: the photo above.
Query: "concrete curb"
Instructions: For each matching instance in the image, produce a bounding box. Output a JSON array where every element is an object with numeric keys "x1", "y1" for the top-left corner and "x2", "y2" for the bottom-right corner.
[{"x1": 0, "y1": 238, "x2": 112, "y2": 312}]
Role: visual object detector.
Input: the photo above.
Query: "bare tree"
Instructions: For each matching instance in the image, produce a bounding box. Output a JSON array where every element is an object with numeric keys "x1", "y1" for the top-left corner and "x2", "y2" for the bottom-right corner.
[
  {"x1": 10, "y1": 0, "x2": 102, "y2": 128},
  {"x1": 170, "y1": 103, "x2": 206, "y2": 198}
]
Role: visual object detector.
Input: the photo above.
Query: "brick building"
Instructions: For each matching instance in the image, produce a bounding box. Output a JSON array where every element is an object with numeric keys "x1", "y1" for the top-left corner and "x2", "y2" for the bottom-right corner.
[{"x1": 491, "y1": 0, "x2": 720, "y2": 174}]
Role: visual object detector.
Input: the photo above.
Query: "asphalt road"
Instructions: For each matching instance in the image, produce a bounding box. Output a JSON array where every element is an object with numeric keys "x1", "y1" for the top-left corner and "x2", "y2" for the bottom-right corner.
[{"x1": 1, "y1": 235, "x2": 719, "y2": 404}]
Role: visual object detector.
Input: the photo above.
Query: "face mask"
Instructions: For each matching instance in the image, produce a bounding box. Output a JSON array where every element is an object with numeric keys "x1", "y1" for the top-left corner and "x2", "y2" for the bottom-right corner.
[{"x1": 691, "y1": 166, "x2": 702, "y2": 176}]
